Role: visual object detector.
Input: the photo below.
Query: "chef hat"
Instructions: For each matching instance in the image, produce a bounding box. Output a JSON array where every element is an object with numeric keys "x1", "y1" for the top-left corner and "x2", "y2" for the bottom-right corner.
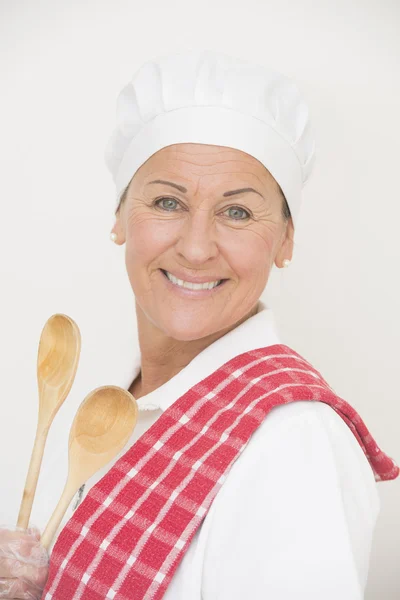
[{"x1": 104, "y1": 49, "x2": 316, "y2": 229}]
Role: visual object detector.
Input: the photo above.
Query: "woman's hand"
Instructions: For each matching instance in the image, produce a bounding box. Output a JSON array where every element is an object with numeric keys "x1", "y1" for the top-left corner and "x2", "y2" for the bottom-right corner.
[{"x1": 0, "y1": 527, "x2": 48, "y2": 599}]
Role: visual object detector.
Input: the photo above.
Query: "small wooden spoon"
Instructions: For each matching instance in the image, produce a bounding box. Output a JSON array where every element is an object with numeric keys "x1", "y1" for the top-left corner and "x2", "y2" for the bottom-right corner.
[
  {"x1": 17, "y1": 314, "x2": 81, "y2": 529},
  {"x1": 41, "y1": 385, "x2": 138, "y2": 550}
]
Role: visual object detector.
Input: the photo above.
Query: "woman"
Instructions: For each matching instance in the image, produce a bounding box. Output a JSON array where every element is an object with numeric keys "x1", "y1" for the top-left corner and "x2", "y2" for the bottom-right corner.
[{"x1": 0, "y1": 49, "x2": 398, "y2": 600}]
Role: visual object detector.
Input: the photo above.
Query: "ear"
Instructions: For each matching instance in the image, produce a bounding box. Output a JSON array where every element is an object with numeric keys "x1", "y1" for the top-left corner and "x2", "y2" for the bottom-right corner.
[
  {"x1": 274, "y1": 218, "x2": 294, "y2": 268},
  {"x1": 111, "y1": 208, "x2": 126, "y2": 245}
]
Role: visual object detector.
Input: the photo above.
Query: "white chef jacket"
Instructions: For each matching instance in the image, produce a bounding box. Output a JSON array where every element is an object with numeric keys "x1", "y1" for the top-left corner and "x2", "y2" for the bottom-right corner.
[{"x1": 32, "y1": 300, "x2": 380, "y2": 599}]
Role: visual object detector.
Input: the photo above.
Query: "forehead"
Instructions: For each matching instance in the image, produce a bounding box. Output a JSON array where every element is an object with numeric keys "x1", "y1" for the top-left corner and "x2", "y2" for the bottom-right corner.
[{"x1": 136, "y1": 143, "x2": 277, "y2": 189}]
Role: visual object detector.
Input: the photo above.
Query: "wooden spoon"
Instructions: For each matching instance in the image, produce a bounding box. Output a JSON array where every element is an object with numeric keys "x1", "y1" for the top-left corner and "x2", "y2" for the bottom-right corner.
[
  {"x1": 41, "y1": 385, "x2": 138, "y2": 550},
  {"x1": 17, "y1": 314, "x2": 81, "y2": 529}
]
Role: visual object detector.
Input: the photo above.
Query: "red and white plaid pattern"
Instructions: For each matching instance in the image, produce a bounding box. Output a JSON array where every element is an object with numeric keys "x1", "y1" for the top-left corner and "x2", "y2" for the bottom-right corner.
[{"x1": 43, "y1": 344, "x2": 399, "y2": 599}]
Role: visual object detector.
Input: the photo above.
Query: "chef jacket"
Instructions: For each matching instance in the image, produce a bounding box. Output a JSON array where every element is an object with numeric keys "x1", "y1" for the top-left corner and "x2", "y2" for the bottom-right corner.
[{"x1": 31, "y1": 300, "x2": 380, "y2": 599}]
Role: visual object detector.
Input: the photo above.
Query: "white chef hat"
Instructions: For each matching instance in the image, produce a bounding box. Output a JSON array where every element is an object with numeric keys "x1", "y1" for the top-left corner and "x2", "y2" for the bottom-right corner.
[{"x1": 104, "y1": 49, "x2": 316, "y2": 229}]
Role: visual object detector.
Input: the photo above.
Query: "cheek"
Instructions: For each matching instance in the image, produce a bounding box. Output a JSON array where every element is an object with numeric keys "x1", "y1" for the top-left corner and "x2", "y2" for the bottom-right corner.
[
  {"x1": 126, "y1": 216, "x2": 178, "y2": 263},
  {"x1": 224, "y1": 230, "x2": 274, "y2": 278}
]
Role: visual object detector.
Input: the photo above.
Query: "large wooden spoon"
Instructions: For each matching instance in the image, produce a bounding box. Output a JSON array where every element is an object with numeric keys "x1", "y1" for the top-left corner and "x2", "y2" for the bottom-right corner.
[
  {"x1": 41, "y1": 385, "x2": 138, "y2": 550},
  {"x1": 17, "y1": 314, "x2": 81, "y2": 529}
]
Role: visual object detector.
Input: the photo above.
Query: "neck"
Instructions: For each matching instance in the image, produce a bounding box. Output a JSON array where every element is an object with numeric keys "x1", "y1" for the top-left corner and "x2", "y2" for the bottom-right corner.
[{"x1": 130, "y1": 300, "x2": 260, "y2": 399}]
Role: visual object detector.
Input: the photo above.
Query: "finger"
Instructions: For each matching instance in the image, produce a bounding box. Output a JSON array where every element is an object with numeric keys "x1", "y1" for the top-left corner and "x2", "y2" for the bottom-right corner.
[
  {"x1": 0, "y1": 557, "x2": 16, "y2": 579},
  {"x1": 0, "y1": 528, "x2": 42, "y2": 548},
  {"x1": 0, "y1": 577, "x2": 41, "y2": 600},
  {"x1": 0, "y1": 558, "x2": 48, "y2": 590},
  {"x1": 0, "y1": 531, "x2": 26, "y2": 546},
  {"x1": 0, "y1": 538, "x2": 48, "y2": 567},
  {"x1": 23, "y1": 529, "x2": 41, "y2": 544}
]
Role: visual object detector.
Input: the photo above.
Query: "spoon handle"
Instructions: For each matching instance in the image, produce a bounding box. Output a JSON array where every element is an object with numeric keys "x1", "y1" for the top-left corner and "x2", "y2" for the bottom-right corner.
[
  {"x1": 17, "y1": 421, "x2": 48, "y2": 529},
  {"x1": 41, "y1": 479, "x2": 77, "y2": 550}
]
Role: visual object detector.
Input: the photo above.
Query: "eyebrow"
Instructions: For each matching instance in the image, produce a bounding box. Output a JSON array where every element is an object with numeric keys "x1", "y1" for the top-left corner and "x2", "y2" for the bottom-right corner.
[{"x1": 147, "y1": 179, "x2": 264, "y2": 198}]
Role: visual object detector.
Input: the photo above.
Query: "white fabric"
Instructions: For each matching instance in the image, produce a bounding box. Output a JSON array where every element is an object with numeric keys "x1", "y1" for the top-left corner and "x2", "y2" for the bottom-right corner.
[
  {"x1": 104, "y1": 49, "x2": 316, "y2": 230},
  {"x1": 34, "y1": 301, "x2": 379, "y2": 599}
]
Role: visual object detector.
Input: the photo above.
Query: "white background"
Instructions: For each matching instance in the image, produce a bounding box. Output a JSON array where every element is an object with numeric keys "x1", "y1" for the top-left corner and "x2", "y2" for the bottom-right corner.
[{"x1": 0, "y1": 0, "x2": 399, "y2": 597}]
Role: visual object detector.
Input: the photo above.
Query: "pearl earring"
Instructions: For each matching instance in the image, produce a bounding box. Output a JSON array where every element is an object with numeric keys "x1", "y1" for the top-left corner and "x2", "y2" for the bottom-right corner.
[
  {"x1": 110, "y1": 232, "x2": 117, "y2": 243},
  {"x1": 282, "y1": 259, "x2": 291, "y2": 268}
]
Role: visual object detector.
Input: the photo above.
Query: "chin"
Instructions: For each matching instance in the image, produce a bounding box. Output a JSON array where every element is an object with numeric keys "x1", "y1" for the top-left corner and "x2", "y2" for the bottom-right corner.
[{"x1": 158, "y1": 315, "x2": 219, "y2": 341}]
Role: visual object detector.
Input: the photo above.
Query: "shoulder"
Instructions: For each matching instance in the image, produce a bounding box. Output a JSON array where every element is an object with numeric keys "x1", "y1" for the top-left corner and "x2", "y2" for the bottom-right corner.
[
  {"x1": 221, "y1": 399, "x2": 378, "y2": 489},
  {"x1": 236, "y1": 400, "x2": 380, "y2": 516},
  {"x1": 200, "y1": 401, "x2": 380, "y2": 598},
  {"x1": 216, "y1": 400, "x2": 381, "y2": 537}
]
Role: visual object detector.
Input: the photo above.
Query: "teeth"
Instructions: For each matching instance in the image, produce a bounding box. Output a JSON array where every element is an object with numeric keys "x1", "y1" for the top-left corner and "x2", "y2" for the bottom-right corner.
[{"x1": 165, "y1": 271, "x2": 221, "y2": 290}]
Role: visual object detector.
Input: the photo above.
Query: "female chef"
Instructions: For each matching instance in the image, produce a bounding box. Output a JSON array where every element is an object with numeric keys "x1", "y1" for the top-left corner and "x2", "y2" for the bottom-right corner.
[{"x1": 0, "y1": 49, "x2": 398, "y2": 600}]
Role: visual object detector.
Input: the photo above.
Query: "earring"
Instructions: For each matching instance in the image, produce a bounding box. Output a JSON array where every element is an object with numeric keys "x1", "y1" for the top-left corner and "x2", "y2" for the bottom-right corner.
[
  {"x1": 282, "y1": 259, "x2": 291, "y2": 268},
  {"x1": 110, "y1": 232, "x2": 117, "y2": 243}
]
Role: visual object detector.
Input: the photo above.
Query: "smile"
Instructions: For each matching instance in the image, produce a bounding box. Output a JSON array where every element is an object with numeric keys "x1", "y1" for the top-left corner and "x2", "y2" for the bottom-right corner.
[{"x1": 160, "y1": 269, "x2": 228, "y2": 296}]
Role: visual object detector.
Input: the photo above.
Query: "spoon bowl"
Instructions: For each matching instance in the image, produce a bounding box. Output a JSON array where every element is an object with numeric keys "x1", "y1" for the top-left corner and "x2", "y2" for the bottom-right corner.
[
  {"x1": 41, "y1": 385, "x2": 138, "y2": 549},
  {"x1": 69, "y1": 386, "x2": 139, "y2": 479}
]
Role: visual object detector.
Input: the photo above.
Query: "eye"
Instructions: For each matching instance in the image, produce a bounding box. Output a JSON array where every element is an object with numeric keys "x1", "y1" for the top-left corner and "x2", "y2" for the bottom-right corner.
[
  {"x1": 154, "y1": 197, "x2": 181, "y2": 211},
  {"x1": 222, "y1": 206, "x2": 251, "y2": 220},
  {"x1": 154, "y1": 197, "x2": 251, "y2": 220}
]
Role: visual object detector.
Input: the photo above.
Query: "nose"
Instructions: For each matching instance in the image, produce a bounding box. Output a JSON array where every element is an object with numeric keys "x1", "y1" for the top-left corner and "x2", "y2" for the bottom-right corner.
[{"x1": 175, "y1": 208, "x2": 219, "y2": 265}]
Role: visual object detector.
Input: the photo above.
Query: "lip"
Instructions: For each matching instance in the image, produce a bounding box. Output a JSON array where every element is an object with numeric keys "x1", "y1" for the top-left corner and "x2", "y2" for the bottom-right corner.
[
  {"x1": 159, "y1": 269, "x2": 229, "y2": 297},
  {"x1": 160, "y1": 268, "x2": 227, "y2": 284}
]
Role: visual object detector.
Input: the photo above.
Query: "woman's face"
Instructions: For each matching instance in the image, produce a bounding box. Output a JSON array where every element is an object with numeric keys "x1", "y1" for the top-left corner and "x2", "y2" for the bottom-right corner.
[{"x1": 113, "y1": 143, "x2": 293, "y2": 341}]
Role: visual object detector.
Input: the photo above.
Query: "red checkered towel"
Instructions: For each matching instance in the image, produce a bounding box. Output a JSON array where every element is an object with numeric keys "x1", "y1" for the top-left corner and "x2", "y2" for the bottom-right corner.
[{"x1": 43, "y1": 344, "x2": 399, "y2": 599}]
